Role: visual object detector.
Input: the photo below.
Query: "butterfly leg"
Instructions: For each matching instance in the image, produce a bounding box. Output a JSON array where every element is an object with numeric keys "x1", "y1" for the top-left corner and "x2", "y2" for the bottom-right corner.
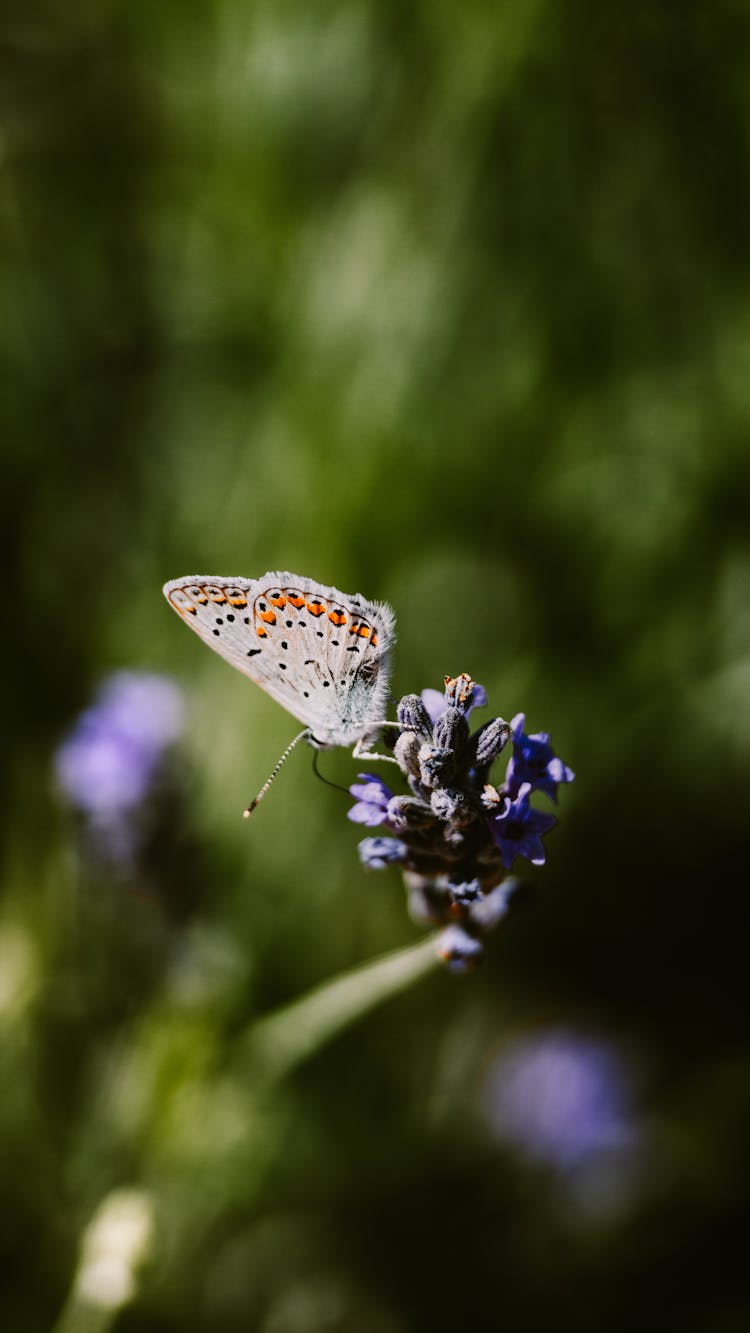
[
  {"x1": 353, "y1": 723, "x2": 401, "y2": 765},
  {"x1": 352, "y1": 747, "x2": 400, "y2": 764}
]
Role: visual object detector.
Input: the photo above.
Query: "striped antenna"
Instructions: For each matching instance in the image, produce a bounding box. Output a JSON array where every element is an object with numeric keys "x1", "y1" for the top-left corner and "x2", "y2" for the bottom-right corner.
[{"x1": 243, "y1": 728, "x2": 311, "y2": 817}]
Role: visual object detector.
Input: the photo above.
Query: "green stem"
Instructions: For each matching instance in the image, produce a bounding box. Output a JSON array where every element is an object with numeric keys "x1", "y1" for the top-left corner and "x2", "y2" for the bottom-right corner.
[{"x1": 242, "y1": 934, "x2": 440, "y2": 1082}]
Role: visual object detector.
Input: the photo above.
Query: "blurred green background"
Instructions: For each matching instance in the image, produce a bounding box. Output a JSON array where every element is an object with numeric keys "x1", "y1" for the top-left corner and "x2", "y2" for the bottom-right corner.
[{"x1": 3, "y1": 1, "x2": 750, "y2": 1329}]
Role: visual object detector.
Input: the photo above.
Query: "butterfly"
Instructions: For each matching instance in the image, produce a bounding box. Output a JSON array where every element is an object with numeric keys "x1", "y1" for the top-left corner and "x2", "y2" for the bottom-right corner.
[{"x1": 163, "y1": 572, "x2": 396, "y2": 783}]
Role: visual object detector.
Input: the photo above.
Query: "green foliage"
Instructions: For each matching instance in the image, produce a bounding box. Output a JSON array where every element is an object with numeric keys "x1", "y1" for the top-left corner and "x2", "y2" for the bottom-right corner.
[{"x1": 2, "y1": 0, "x2": 749, "y2": 1328}]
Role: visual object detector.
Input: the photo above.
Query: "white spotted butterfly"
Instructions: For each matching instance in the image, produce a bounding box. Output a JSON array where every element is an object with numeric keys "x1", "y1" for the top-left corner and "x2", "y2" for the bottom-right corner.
[{"x1": 163, "y1": 572, "x2": 396, "y2": 755}]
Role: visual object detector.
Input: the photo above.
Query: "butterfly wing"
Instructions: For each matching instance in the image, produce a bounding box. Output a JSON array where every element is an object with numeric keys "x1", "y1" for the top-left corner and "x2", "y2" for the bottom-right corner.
[{"x1": 163, "y1": 572, "x2": 395, "y2": 746}]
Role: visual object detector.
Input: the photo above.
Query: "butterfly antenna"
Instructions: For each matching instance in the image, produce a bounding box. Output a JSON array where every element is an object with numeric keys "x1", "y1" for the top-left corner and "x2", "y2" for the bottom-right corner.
[
  {"x1": 311, "y1": 748, "x2": 352, "y2": 797},
  {"x1": 243, "y1": 728, "x2": 311, "y2": 817}
]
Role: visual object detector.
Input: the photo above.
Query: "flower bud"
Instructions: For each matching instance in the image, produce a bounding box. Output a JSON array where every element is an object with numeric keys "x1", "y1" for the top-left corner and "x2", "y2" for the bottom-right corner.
[
  {"x1": 393, "y1": 730, "x2": 421, "y2": 779},
  {"x1": 419, "y1": 744, "x2": 454, "y2": 788},
  {"x1": 448, "y1": 878, "x2": 483, "y2": 906},
  {"x1": 405, "y1": 872, "x2": 453, "y2": 925},
  {"x1": 444, "y1": 673, "x2": 486, "y2": 715},
  {"x1": 481, "y1": 783, "x2": 503, "y2": 810},
  {"x1": 471, "y1": 717, "x2": 511, "y2": 768},
  {"x1": 386, "y1": 795, "x2": 436, "y2": 831},
  {"x1": 436, "y1": 924, "x2": 484, "y2": 972},
  {"x1": 397, "y1": 694, "x2": 433, "y2": 742},
  {"x1": 467, "y1": 878, "x2": 519, "y2": 931},
  {"x1": 433, "y1": 706, "x2": 470, "y2": 759},
  {"x1": 430, "y1": 786, "x2": 472, "y2": 824},
  {"x1": 357, "y1": 837, "x2": 408, "y2": 870}
]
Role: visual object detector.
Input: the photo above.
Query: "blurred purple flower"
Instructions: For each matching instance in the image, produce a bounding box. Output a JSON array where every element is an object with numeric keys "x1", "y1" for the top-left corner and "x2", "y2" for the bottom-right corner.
[
  {"x1": 357, "y1": 836, "x2": 408, "y2": 869},
  {"x1": 56, "y1": 671, "x2": 184, "y2": 818},
  {"x1": 483, "y1": 1028, "x2": 638, "y2": 1171},
  {"x1": 448, "y1": 877, "x2": 483, "y2": 906},
  {"x1": 347, "y1": 774, "x2": 393, "y2": 826},
  {"x1": 505, "y1": 713, "x2": 575, "y2": 803},
  {"x1": 488, "y1": 782, "x2": 557, "y2": 869},
  {"x1": 435, "y1": 924, "x2": 484, "y2": 973},
  {"x1": 465, "y1": 878, "x2": 519, "y2": 931}
]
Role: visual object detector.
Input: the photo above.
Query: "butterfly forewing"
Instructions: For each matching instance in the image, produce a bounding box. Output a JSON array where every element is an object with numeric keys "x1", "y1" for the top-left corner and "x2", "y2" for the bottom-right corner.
[{"x1": 163, "y1": 572, "x2": 395, "y2": 747}]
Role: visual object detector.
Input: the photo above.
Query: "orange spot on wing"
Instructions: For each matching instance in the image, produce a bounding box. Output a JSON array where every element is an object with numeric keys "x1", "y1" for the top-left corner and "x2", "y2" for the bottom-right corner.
[
  {"x1": 170, "y1": 591, "x2": 198, "y2": 615},
  {"x1": 328, "y1": 609, "x2": 347, "y2": 626},
  {"x1": 307, "y1": 600, "x2": 326, "y2": 617},
  {"x1": 357, "y1": 625, "x2": 371, "y2": 639},
  {"x1": 270, "y1": 595, "x2": 287, "y2": 608},
  {"x1": 371, "y1": 631, "x2": 378, "y2": 646},
  {"x1": 259, "y1": 609, "x2": 276, "y2": 624},
  {"x1": 207, "y1": 589, "x2": 227, "y2": 604},
  {"x1": 288, "y1": 595, "x2": 305, "y2": 608},
  {"x1": 257, "y1": 626, "x2": 268, "y2": 638},
  {"x1": 229, "y1": 595, "x2": 248, "y2": 608}
]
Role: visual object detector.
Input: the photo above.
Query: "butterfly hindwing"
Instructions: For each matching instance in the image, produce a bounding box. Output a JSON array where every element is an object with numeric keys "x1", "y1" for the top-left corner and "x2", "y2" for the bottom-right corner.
[{"x1": 163, "y1": 571, "x2": 395, "y2": 746}]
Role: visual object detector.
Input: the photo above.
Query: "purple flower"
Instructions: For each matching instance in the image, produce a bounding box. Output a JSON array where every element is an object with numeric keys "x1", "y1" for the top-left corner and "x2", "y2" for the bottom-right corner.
[
  {"x1": 420, "y1": 689, "x2": 448, "y2": 727},
  {"x1": 347, "y1": 774, "x2": 393, "y2": 826},
  {"x1": 435, "y1": 924, "x2": 484, "y2": 973},
  {"x1": 448, "y1": 878, "x2": 483, "y2": 906},
  {"x1": 488, "y1": 782, "x2": 557, "y2": 869},
  {"x1": 465, "y1": 878, "x2": 519, "y2": 931},
  {"x1": 505, "y1": 713, "x2": 575, "y2": 803},
  {"x1": 482, "y1": 1029, "x2": 638, "y2": 1170},
  {"x1": 358, "y1": 837, "x2": 408, "y2": 870},
  {"x1": 56, "y1": 672, "x2": 184, "y2": 816},
  {"x1": 347, "y1": 676, "x2": 575, "y2": 975}
]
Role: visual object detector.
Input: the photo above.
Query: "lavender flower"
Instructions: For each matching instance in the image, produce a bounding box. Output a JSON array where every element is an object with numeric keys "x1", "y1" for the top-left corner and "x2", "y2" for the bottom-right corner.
[
  {"x1": 447, "y1": 877, "x2": 483, "y2": 906},
  {"x1": 348, "y1": 674, "x2": 574, "y2": 972},
  {"x1": 358, "y1": 837, "x2": 409, "y2": 870},
  {"x1": 422, "y1": 674, "x2": 488, "y2": 726},
  {"x1": 488, "y1": 783, "x2": 557, "y2": 869},
  {"x1": 505, "y1": 713, "x2": 575, "y2": 803},
  {"x1": 483, "y1": 1029, "x2": 635, "y2": 1167},
  {"x1": 347, "y1": 774, "x2": 394, "y2": 827},
  {"x1": 482, "y1": 1028, "x2": 645, "y2": 1215},
  {"x1": 56, "y1": 672, "x2": 183, "y2": 815},
  {"x1": 55, "y1": 671, "x2": 184, "y2": 865},
  {"x1": 436, "y1": 924, "x2": 484, "y2": 973}
]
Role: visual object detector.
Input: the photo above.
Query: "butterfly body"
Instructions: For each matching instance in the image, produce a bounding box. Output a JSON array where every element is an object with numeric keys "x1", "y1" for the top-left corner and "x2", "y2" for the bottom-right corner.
[{"x1": 163, "y1": 572, "x2": 395, "y2": 749}]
